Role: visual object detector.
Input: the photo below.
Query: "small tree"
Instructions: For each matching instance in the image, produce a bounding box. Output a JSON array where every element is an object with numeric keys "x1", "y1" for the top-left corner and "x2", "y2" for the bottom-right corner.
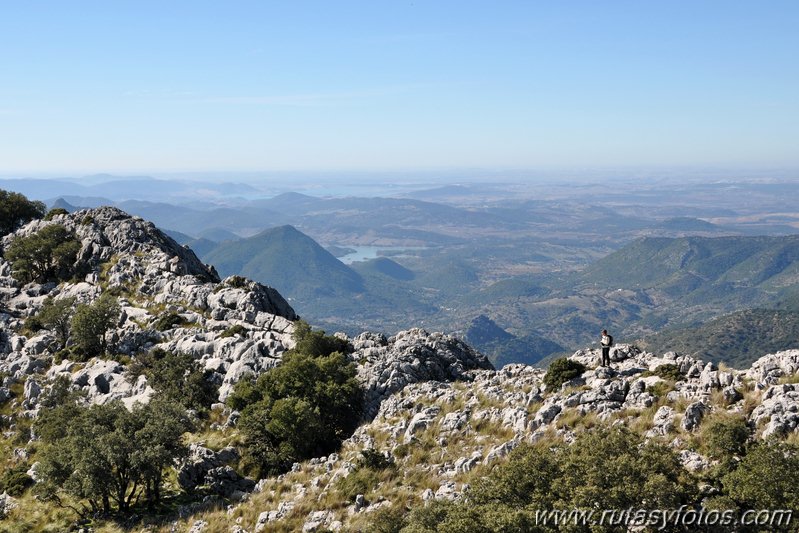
[
  {"x1": 291, "y1": 320, "x2": 351, "y2": 357},
  {"x1": 146, "y1": 349, "x2": 218, "y2": 413},
  {"x1": 0, "y1": 189, "x2": 46, "y2": 236},
  {"x1": 4, "y1": 225, "x2": 81, "y2": 284},
  {"x1": 70, "y1": 293, "x2": 120, "y2": 360},
  {"x1": 132, "y1": 400, "x2": 193, "y2": 505},
  {"x1": 37, "y1": 296, "x2": 76, "y2": 351},
  {"x1": 34, "y1": 399, "x2": 191, "y2": 516},
  {"x1": 700, "y1": 414, "x2": 750, "y2": 476}
]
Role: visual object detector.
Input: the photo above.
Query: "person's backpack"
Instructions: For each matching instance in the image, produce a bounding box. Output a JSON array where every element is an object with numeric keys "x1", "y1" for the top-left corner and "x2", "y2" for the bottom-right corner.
[{"x1": 607, "y1": 335, "x2": 614, "y2": 347}]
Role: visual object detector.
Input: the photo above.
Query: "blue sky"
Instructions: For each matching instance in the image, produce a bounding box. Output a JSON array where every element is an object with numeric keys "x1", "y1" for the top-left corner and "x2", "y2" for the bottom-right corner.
[{"x1": 1, "y1": 1, "x2": 797, "y2": 174}]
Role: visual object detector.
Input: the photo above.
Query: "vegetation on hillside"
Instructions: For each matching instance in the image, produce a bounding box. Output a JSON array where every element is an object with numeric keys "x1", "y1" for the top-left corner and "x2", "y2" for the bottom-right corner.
[
  {"x1": 0, "y1": 189, "x2": 46, "y2": 237},
  {"x1": 70, "y1": 293, "x2": 120, "y2": 360},
  {"x1": 642, "y1": 309, "x2": 799, "y2": 367},
  {"x1": 543, "y1": 357, "x2": 586, "y2": 389},
  {"x1": 228, "y1": 321, "x2": 363, "y2": 477},
  {"x1": 4, "y1": 224, "x2": 81, "y2": 284},
  {"x1": 34, "y1": 395, "x2": 192, "y2": 516}
]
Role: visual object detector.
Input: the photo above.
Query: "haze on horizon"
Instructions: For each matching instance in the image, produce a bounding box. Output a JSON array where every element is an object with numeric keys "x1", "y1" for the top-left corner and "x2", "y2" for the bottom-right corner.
[{"x1": 1, "y1": 1, "x2": 798, "y2": 175}]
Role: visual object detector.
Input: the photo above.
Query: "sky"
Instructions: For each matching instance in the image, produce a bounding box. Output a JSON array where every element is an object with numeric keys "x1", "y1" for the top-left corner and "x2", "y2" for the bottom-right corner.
[{"x1": 0, "y1": 1, "x2": 797, "y2": 175}]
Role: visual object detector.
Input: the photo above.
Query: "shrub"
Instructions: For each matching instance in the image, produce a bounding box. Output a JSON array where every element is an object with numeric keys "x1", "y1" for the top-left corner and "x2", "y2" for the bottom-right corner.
[
  {"x1": 43, "y1": 207, "x2": 69, "y2": 220},
  {"x1": 4, "y1": 224, "x2": 81, "y2": 284},
  {"x1": 225, "y1": 275, "x2": 248, "y2": 288},
  {"x1": 647, "y1": 381, "x2": 673, "y2": 398},
  {"x1": 226, "y1": 376, "x2": 261, "y2": 412},
  {"x1": 0, "y1": 466, "x2": 34, "y2": 496},
  {"x1": 151, "y1": 311, "x2": 185, "y2": 331},
  {"x1": 336, "y1": 450, "x2": 396, "y2": 502},
  {"x1": 292, "y1": 320, "x2": 351, "y2": 357},
  {"x1": 700, "y1": 414, "x2": 750, "y2": 462},
  {"x1": 388, "y1": 426, "x2": 697, "y2": 532},
  {"x1": 80, "y1": 215, "x2": 94, "y2": 225},
  {"x1": 358, "y1": 448, "x2": 394, "y2": 470},
  {"x1": 650, "y1": 363, "x2": 684, "y2": 381},
  {"x1": 543, "y1": 357, "x2": 586, "y2": 390},
  {"x1": 364, "y1": 505, "x2": 408, "y2": 533},
  {"x1": 35, "y1": 296, "x2": 76, "y2": 350},
  {"x1": 34, "y1": 399, "x2": 192, "y2": 516},
  {"x1": 0, "y1": 189, "x2": 46, "y2": 236},
  {"x1": 723, "y1": 441, "x2": 799, "y2": 511},
  {"x1": 145, "y1": 349, "x2": 218, "y2": 412},
  {"x1": 220, "y1": 324, "x2": 247, "y2": 338}
]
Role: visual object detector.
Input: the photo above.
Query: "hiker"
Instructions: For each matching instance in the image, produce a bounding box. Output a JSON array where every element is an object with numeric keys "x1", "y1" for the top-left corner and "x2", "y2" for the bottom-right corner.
[{"x1": 600, "y1": 329, "x2": 613, "y2": 366}]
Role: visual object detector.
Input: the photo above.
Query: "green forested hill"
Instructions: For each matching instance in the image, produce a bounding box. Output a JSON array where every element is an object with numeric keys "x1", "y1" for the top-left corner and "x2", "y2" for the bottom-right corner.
[
  {"x1": 580, "y1": 235, "x2": 799, "y2": 294},
  {"x1": 202, "y1": 225, "x2": 365, "y2": 299},
  {"x1": 641, "y1": 309, "x2": 799, "y2": 368}
]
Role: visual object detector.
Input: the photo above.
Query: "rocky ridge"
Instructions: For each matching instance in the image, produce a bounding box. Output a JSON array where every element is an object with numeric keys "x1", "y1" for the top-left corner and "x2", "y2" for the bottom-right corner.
[{"x1": 0, "y1": 207, "x2": 298, "y2": 409}]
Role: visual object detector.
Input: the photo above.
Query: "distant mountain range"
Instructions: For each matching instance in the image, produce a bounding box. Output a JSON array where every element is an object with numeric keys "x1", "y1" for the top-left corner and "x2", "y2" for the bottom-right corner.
[{"x1": 5, "y1": 178, "x2": 799, "y2": 368}]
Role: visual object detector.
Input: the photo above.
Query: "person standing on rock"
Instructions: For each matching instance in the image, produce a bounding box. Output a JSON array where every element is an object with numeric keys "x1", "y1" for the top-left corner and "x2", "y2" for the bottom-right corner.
[{"x1": 600, "y1": 329, "x2": 613, "y2": 366}]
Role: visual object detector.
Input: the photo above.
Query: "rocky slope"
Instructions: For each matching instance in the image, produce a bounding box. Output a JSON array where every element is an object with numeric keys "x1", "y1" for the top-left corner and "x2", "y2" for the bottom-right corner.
[
  {"x1": 0, "y1": 207, "x2": 300, "y2": 411},
  {"x1": 178, "y1": 345, "x2": 799, "y2": 533},
  {"x1": 1, "y1": 207, "x2": 798, "y2": 532}
]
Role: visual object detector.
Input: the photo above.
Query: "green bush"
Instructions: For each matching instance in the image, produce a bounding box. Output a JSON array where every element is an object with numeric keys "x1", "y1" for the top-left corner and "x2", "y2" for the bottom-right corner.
[
  {"x1": 34, "y1": 296, "x2": 76, "y2": 350},
  {"x1": 34, "y1": 399, "x2": 192, "y2": 517},
  {"x1": 220, "y1": 324, "x2": 247, "y2": 338},
  {"x1": 226, "y1": 376, "x2": 261, "y2": 412},
  {"x1": 144, "y1": 349, "x2": 218, "y2": 413},
  {"x1": 0, "y1": 189, "x2": 46, "y2": 236},
  {"x1": 225, "y1": 275, "x2": 248, "y2": 288},
  {"x1": 291, "y1": 320, "x2": 351, "y2": 357},
  {"x1": 336, "y1": 450, "x2": 396, "y2": 502},
  {"x1": 543, "y1": 357, "x2": 586, "y2": 390},
  {"x1": 358, "y1": 448, "x2": 394, "y2": 470},
  {"x1": 650, "y1": 363, "x2": 684, "y2": 381},
  {"x1": 700, "y1": 414, "x2": 750, "y2": 462},
  {"x1": 43, "y1": 207, "x2": 69, "y2": 220},
  {"x1": 151, "y1": 311, "x2": 185, "y2": 331},
  {"x1": 364, "y1": 505, "x2": 408, "y2": 533},
  {"x1": 80, "y1": 215, "x2": 94, "y2": 225},
  {"x1": 723, "y1": 441, "x2": 799, "y2": 512},
  {"x1": 4, "y1": 224, "x2": 81, "y2": 284},
  {"x1": 0, "y1": 466, "x2": 34, "y2": 496},
  {"x1": 647, "y1": 381, "x2": 673, "y2": 398},
  {"x1": 392, "y1": 426, "x2": 697, "y2": 532}
]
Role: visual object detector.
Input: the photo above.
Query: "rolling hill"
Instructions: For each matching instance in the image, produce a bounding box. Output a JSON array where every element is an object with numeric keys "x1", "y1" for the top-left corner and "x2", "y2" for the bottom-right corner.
[
  {"x1": 641, "y1": 309, "x2": 799, "y2": 367},
  {"x1": 201, "y1": 225, "x2": 365, "y2": 300}
]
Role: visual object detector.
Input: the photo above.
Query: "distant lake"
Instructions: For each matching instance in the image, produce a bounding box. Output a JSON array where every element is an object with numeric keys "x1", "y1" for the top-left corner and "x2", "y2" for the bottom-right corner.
[{"x1": 338, "y1": 246, "x2": 424, "y2": 264}]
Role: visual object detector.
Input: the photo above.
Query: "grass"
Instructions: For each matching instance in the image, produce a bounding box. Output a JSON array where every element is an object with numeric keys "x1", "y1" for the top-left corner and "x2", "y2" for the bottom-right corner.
[
  {"x1": 741, "y1": 389, "x2": 763, "y2": 417},
  {"x1": 555, "y1": 409, "x2": 599, "y2": 431},
  {"x1": 647, "y1": 380, "x2": 675, "y2": 399},
  {"x1": 778, "y1": 373, "x2": 799, "y2": 385}
]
